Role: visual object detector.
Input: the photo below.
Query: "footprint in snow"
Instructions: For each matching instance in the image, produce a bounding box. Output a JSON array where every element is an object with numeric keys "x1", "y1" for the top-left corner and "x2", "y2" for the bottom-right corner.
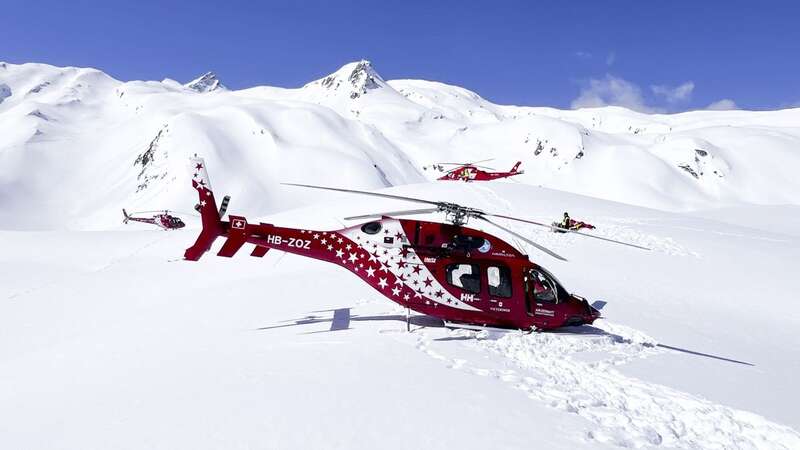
[{"x1": 416, "y1": 323, "x2": 800, "y2": 449}]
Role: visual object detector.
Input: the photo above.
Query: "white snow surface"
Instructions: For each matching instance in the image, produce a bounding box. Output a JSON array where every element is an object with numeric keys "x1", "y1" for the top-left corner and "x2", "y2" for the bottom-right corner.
[{"x1": 1, "y1": 60, "x2": 800, "y2": 449}]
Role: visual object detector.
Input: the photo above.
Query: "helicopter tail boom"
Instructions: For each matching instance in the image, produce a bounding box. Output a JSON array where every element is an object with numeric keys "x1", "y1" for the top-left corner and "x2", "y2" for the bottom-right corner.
[{"x1": 185, "y1": 157, "x2": 225, "y2": 261}]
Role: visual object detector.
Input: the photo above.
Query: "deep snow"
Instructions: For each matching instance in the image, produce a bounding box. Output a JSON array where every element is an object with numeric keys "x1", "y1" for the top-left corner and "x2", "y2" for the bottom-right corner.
[{"x1": 1, "y1": 182, "x2": 799, "y2": 449}]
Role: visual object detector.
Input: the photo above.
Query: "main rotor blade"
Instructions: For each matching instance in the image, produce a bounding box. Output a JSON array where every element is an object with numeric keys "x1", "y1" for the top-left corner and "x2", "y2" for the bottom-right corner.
[
  {"x1": 441, "y1": 165, "x2": 497, "y2": 173},
  {"x1": 344, "y1": 207, "x2": 440, "y2": 220},
  {"x1": 130, "y1": 210, "x2": 168, "y2": 215},
  {"x1": 553, "y1": 227, "x2": 652, "y2": 251},
  {"x1": 437, "y1": 158, "x2": 495, "y2": 166},
  {"x1": 283, "y1": 182, "x2": 650, "y2": 252},
  {"x1": 473, "y1": 165, "x2": 498, "y2": 171},
  {"x1": 477, "y1": 216, "x2": 568, "y2": 262},
  {"x1": 485, "y1": 213, "x2": 553, "y2": 229},
  {"x1": 487, "y1": 212, "x2": 650, "y2": 251},
  {"x1": 281, "y1": 183, "x2": 441, "y2": 207}
]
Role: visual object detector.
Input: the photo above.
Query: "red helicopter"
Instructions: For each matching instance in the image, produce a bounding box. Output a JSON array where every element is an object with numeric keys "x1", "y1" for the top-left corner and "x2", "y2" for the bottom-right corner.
[
  {"x1": 425, "y1": 159, "x2": 524, "y2": 182},
  {"x1": 122, "y1": 209, "x2": 186, "y2": 230},
  {"x1": 184, "y1": 157, "x2": 649, "y2": 331}
]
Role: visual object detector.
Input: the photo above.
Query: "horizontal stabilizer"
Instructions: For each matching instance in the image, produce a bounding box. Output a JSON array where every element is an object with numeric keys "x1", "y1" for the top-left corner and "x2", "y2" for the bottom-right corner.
[{"x1": 251, "y1": 245, "x2": 269, "y2": 257}]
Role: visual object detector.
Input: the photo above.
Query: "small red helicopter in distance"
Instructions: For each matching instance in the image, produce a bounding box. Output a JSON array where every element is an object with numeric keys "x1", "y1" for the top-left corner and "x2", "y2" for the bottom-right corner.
[
  {"x1": 425, "y1": 159, "x2": 524, "y2": 182},
  {"x1": 184, "y1": 157, "x2": 649, "y2": 331},
  {"x1": 122, "y1": 209, "x2": 186, "y2": 230}
]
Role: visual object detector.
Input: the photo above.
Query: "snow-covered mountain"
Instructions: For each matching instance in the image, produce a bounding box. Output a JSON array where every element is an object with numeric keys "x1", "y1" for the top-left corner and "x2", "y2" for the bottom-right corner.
[
  {"x1": 184, "y1": 71, "x2": 226, "y2": 93},
  {"x1": 2, "y1": 60, "x2": 800, "y2": 449},
  {"x1": 1, "y1": 60, "x2": 799, "y2": 229}
]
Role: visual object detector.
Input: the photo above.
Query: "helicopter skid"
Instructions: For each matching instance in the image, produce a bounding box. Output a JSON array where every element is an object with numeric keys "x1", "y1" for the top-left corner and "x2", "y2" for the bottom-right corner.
[{"x1": 443, "y1": 320, "x2": 530, "y2": 334}]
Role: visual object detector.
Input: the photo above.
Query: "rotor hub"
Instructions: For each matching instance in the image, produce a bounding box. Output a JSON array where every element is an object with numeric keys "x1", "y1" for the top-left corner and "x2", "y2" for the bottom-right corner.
[{"x1": 436, "y1": 202, "x2": 484, "y2": 226}]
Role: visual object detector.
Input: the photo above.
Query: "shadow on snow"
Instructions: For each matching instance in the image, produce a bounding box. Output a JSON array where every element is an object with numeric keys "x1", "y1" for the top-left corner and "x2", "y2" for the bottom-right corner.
[{"x1": 257, "y1": 308, "x2": 754, "y2": 366}]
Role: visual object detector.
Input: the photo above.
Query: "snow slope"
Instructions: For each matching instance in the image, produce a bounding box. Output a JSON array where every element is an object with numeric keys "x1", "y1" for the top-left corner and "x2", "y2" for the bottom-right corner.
[
  {"x1": 1, "y1": 182, "x2": 799, "y2": 449},
  {"x1": 1, "y1": 60, "x2": 799, "y2": 230}
]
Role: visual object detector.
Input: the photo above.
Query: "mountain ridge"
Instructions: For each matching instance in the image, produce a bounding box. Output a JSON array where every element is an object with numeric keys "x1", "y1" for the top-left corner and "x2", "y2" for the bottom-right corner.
[{"x1": 1, "y1": 60, "x2": 798, "y2": 230}]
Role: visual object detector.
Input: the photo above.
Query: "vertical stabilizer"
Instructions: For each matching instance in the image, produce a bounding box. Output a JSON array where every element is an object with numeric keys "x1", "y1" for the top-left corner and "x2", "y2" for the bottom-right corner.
[{"x1": 185, "y1": 157, "x2": 224, "y2": 260}]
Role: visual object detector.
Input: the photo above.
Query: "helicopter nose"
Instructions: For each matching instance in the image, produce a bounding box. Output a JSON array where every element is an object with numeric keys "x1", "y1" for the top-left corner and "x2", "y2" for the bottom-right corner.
[
  {"x1": 580, "y1": 300, "x2": 601, "y2": 323},
  {"x1": 587, "y1": 306, "x2": 601, "y2": 322}
]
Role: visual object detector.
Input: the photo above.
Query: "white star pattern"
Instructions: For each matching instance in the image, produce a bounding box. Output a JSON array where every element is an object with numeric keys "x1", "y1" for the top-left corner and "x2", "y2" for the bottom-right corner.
[{"x1": 292, "y1": 223, "x2": 481, "y2": 313}]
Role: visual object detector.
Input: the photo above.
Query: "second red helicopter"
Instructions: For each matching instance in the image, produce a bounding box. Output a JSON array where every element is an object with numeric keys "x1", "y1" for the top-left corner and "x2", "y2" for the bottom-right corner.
[
  {"x1": 425, "y1": 159, "x2": 524, "y2": 182},
  {"x1": 123, "y1": 209, "x2": 185, "y2": 230}
]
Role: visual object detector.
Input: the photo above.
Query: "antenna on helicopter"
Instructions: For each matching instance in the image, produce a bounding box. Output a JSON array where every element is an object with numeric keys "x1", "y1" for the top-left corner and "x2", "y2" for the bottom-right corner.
[{"x1": 218, "y1": 195, "x2": 231, "y2": 219}]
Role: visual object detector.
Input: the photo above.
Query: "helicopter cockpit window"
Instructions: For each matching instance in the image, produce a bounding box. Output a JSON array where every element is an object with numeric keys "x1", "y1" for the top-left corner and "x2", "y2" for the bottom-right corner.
[
  {"x1": 528, "y1": 269, "x2": 557, "y2": 303},
  {"x1": 488, "y1": 265, "x2": 512, "y2": 298},
  {"x1": 446, "y1": 263, "x2": 481, "y2": 294},
  {"x1": 361, "y1": 221, "x2": 382, "y2": 235}
]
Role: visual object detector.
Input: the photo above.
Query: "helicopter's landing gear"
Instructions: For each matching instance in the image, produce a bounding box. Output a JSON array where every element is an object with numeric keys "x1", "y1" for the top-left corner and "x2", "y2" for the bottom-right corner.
[{"x1": 442, "y1": 321, "x2": 512, "y2": 334}]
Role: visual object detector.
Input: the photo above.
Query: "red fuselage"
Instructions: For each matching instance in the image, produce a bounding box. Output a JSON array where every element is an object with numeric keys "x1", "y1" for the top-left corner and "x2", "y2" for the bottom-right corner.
[
  {"x1": 438, "y1": 165, "x2": 523, "y2": 182},
  {"x1": 127, "y1": 214, "x2": 185, "y2": 230},
  {"x1": 185, "y1": 156, "x2": 595, "y2": 331},
  {"x1": 186, "y1": 215, "x2": 599, "y2": 330}
]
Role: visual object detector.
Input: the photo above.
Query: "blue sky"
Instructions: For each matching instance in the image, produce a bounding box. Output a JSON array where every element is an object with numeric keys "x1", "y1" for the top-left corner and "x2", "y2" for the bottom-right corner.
[{"x1": 3, "y1": 0, "x2": 798, "y2": 111}]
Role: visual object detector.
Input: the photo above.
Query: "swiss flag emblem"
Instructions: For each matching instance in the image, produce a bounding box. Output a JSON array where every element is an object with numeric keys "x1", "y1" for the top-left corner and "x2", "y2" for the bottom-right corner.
[{"x1": 232, "y1": 219, "x2": 246, "y2": 229}]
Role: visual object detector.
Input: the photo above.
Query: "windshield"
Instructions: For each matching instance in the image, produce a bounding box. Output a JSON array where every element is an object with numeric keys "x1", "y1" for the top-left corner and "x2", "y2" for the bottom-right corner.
[
  {"x1": 536, "y1": 267, "x2": 566, "y2": 292},
  {"x1": 526, "y1": 267, "x2": 569, "y2": 304}
]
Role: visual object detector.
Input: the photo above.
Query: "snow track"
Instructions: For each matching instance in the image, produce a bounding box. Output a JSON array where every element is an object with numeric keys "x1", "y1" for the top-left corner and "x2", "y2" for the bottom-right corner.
[{"x1": 413, "y1": 323, "x2": 800, "y2": 449}]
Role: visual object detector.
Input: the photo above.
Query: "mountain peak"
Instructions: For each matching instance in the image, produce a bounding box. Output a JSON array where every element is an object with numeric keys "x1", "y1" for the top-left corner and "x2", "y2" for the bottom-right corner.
[
  {"x1": 305, "y1": 60, "x2": 386, "y2": 99},
  {"x1": 185, "y1": 72, "x2": 226, "y2": 93}
]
